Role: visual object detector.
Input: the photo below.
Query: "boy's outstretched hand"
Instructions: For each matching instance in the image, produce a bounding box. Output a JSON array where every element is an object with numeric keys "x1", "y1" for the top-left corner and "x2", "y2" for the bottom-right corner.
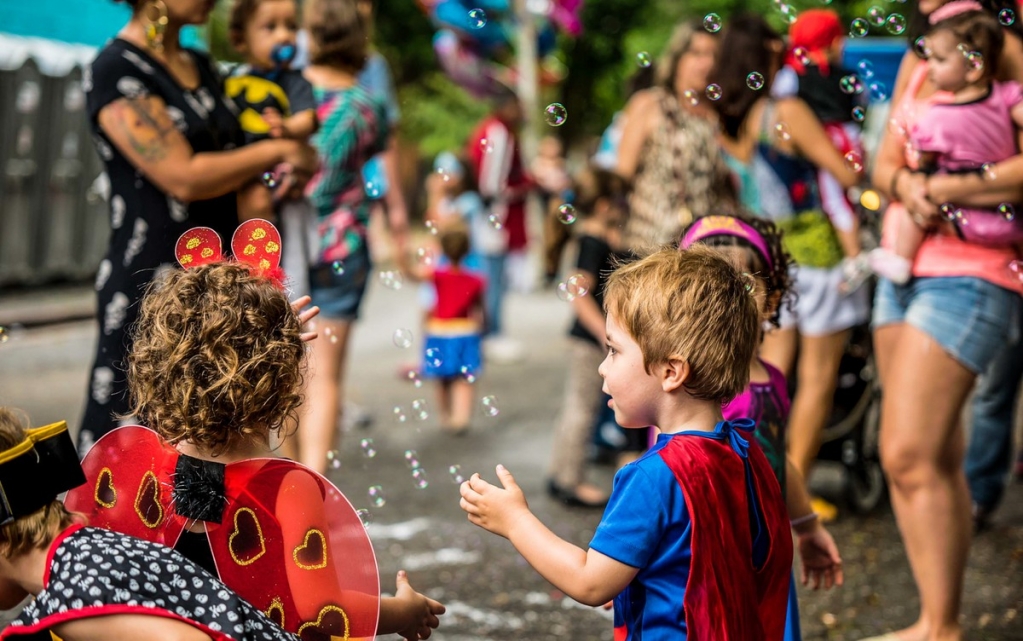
[
  {"x1": 459, "y1": 465, "x2": 530, "y2": 538},
  {"x1": 795, "y1": 522, "x2": 844, "y2": 590},
  {"x1": 388, "y1": 570, "x2": 445, "y2": 641}
]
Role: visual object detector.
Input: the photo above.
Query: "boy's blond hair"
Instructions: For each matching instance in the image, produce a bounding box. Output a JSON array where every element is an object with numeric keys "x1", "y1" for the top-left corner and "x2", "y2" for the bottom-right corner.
[
  {"x1": 603, "y1": 246, "x2": 758, "y2": 402},
  {"x1": 128, "y1": 263, "x2": 305, "y2": 457},
  {"x1": 0, "y1": 408, "x2": 76, "y2": 557}
]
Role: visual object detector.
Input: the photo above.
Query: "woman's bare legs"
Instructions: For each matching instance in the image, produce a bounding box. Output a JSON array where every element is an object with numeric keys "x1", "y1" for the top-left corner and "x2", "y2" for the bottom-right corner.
[
  {"x1": 788, "y1": 330, "x2": 851, "y2": 479},
  {"x1": 760, "y1": 325, "x2": 799, "y2": 379},
  {"x1": 875, "y1": 323, "x2": 975, "y2": 641},
  {"x1": 293, "y1": 318, "x2": 353, "y2": 474}
]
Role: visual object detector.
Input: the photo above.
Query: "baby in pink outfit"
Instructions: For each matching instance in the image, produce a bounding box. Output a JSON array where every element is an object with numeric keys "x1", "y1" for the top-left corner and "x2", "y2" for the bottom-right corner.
[{"x1": 872, "y1": 4, "x2": 1023, "y2": 284}]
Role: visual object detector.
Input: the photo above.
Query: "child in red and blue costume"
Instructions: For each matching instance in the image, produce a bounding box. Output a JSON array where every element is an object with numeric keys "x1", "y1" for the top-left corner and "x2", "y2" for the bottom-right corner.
[
  {"x1": 460, "y1": 246, "x2": 793, "y2": 640},
  {"x1": 682, "y1": 215, "x2": 846, "y2": 641}
]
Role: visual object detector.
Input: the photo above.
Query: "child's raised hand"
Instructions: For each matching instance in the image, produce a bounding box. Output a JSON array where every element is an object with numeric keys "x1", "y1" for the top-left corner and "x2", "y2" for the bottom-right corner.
[
  {"x1": 795, "y1": 522, "x2": 844, "y2": 590},
  {"x1": 290, "y1": 295, "x2": 320, "y2": 342},
  {"x1": 391, "y1": 570, "x2": 445, "y2": 640},
  {"x1": 459, "y1": 465, "x2": 530, "y2": 538}
]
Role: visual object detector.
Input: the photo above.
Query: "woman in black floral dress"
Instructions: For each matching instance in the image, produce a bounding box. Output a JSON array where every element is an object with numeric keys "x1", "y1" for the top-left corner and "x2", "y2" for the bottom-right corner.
[{"x1": 79, "y1": 0, "x2": 318, "y2": 452}]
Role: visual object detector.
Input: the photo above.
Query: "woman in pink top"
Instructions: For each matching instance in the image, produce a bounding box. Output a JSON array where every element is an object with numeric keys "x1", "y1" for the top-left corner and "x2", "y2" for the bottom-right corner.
[{"x1": 869, "y1": 1, "x2": 1023, "y2": 640}]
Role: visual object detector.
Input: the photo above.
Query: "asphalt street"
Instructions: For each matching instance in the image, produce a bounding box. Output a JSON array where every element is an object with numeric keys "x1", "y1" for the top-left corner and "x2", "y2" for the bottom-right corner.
[{"x1": 0, "y1": 281, "x2": 1020, "y2": 640}]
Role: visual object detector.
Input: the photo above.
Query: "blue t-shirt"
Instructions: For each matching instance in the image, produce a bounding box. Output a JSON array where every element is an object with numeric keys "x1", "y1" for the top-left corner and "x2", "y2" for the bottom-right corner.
[{"x1": 589, "y1": 426, "x2": 771, "y2": 640}]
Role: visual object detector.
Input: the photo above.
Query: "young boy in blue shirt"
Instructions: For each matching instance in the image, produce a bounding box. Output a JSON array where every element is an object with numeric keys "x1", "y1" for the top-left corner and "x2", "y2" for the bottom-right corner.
[{"x1": 460, "y1": 246, "x2": 794, "y2": 640}]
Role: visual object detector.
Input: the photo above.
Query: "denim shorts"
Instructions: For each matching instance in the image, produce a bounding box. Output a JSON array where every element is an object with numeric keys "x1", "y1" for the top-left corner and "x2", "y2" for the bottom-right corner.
[
  {"x1": 873, "y1": 276, "x2": 1022, "y2": 374},
  {"x1": 309, "y1": 242, "x2": 371, "y2": 321}
]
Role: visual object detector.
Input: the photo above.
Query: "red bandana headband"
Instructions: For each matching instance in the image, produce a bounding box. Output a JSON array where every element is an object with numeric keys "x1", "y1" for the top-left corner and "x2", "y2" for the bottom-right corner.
[{"x1": 175, "y1": 219, "x2": 286, "y2": 288}]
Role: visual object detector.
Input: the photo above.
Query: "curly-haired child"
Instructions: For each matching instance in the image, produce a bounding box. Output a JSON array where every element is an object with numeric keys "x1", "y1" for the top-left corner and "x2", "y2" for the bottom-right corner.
[
  {"x1": 461, "y1": 246, "x2": 793, "y2": 639},
  {"x1": 69, "y1": 254, "x2": 445, "y2": 641},
  {"x1": 682, "y1": 214, "x2": 844, "y2": 641},
  {"x1": 0, "y1": 407, "x2": 297, "y2": 641}
]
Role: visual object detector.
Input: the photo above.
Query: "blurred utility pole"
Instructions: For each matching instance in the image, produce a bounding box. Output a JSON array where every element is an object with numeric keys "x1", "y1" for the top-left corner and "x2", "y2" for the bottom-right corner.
[{"x1": 514, "y1": 0, "x2": 540, "y2": 162}]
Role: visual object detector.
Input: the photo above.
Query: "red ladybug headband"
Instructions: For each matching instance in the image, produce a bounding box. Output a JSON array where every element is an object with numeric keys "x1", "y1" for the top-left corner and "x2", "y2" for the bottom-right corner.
[{"x1": 175, "y1": 219, "x2": 286, "y2": 288}]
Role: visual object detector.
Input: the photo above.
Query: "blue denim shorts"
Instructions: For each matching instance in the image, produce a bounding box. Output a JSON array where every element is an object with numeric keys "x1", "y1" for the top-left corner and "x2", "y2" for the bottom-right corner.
[
  {"x1": 309, "y1": 242, "x2": 371, "y2": 321},
  {"x1": 873, "y1": 276, "x2": 1021, "y2": 374}
]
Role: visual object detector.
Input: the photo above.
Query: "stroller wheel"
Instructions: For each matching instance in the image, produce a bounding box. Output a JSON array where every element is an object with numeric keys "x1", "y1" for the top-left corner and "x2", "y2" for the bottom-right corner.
[{"x1": 846, "y1": 460, "x2": 886, "y2": 514}]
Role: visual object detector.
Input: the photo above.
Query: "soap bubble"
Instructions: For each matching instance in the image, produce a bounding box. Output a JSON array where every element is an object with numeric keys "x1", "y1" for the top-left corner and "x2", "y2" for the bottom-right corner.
[
  {"x1": 360, "y1": 438, "x2": 377, "y2": 458},
  {"x1": 425, "y1": 347, "x2": 443, "y2": 368},
  {"x1": 705, "y1": 84, "x2": 722, "y2": 101},
  {"x1": 940, "y1": 203, "x2": 956, "y2": 220},
  {"x1": 774, "y1": 122, "x2": 791, "y2": 141},
  {"x1": 393, "y1": 405, "x2": 408, "y2": 423},
  {"x1": 966, "y1": 51, "x2": 984, "y2": 71},
  {"x1": 460, "y1": 365, "x2": 478, "y2": 384},
  {"x1": 779, "y1": 2, "x2": 798, "y2": 24},
  {"x1": 326, "y1": 449, "x2": 341, "y2": 470},
  {"x1": 637, "y1": 52, "x2": 652, "y2": 68},
  {"x1": 999, "y1": 8, "x2": 1015, "y2": 26},
  {"x1": 379, "y1": 270, "x2": 404, "y2": 290},
  {"x1": 261, "y1": 171, "x2": 278, "y2": 188},
  {"x1": 393, "y1": 328, "x2": 413, "y2": 349},
  {"x1": 487, "y1": 213, "x2": 503, "y2": 230},
  {"x1": 850, "y1": 18, "x2": 870, "y2": 37},
  {"x1": 557, "y1": 274, "x2": 589, "y2": 302},
  {"x1": 856, "y1": 59, "x2": 875, "y2": 80},
  {"x1": 356, "y1": 509, "x2": 372, "y2": 527},
  {"x1": 682, "y1": 89, "x2": 699, "y2": 106},
  {"x1": 425, "y1": 220, "x2": 439, "y2": 235},
  {"x1": 869, "y1": 81, "x2": 889, "y2": 102},
  {"x1": 368, "y1": 485, "x2": 386, "y2": 507},
  {"x1": 449, "y1": 465, "x2": 465, "y2": 483},
  {"x1": 867, "y1": 6, "x2": 885, "y2": 26},
  {"x1": 982, "y1": 163, "x2": 997, "y2": 180},
  {"x1": 999, "y1": 203, "x2": 1016, "y2": 221},
  {"x1": 746, "y1": 72, "x2": 765, "y2": 91},
  {"x1": 415, "y1": 247, "x2": 434, "y2": 266},
  {"x1": 404, "y1": 449, "x2": 422, "y2": 469},
  {"x1": 0, "y1": 327, "x2": 8, "y2": 344},
  {"x1": 406, "y1": 370, "x2": 424, "y2": 388},
  {"x1": 412, "y1": 398, "x2": 429, "y2": 421},
  {"x1": 793, "y1": 47, "x2": 810, "y2": 66},
  {"x1": 479, "y1": 138, "x2": 493, "y2": 154},
  {"x1": 703, "y1": 13, "x2": 722, "y2": 32},
  {"x1": 412, "y1": 468, "x2": 429, "y2": 489},
  {"x1": 844, "y1": 151, "x2": 864, "y2": 173},
  {"x1": 468, "y1": 8, "x2": 487, "y2": 28},
  {"x1": 852, "y1": 106, "x2": 866, "y2": 122},
  {"x1": 544, "y1": 103, "x2": 567, "y2": 127},
  {"x1": 840, "y1": 74, "x2": 864, "y2": 94},
  {"x1": 886, "y1": 13, "x2": 907, "y2": 35},
  {"x1": 914, "y1": 36, "x2": 930, "y2": 58},
  {"x1": 557, "y1": 203, "x2": 578, "y2": 224},
  {"x1": 364, "y1": 181, "x2": 381, "y2": 198},
  {"x1": 331, "y1": 260, "x2": 345, "y2": 275},
  {"x1": 1010, "y1": 260, "x2": 1023, "y2": 280},
  {"x1": 481, "y1": 395, "x2": 500, "y2": 417}
]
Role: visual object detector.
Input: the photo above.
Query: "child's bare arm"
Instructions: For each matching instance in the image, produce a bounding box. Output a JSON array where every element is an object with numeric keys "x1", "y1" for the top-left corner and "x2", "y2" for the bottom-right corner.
[
  {"x1": 460, "y1": 466, "x2": 638, "y2": 606},
  {"x1": 262, "y1": 107, "x2": 317, "y2": 140},
  {"x1": 785, "y1": 459, "x2": 844, "y2": 590}
]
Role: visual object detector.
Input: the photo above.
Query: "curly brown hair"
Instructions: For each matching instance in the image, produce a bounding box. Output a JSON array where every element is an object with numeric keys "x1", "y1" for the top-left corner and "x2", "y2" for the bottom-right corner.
[
  {"x1": 683, "y1": 214, "x2": 795, "y2": 327},
  {"x1": 128, "y1": 264, "x2": 305, "y2": 457},
  {"x1": 304, "y1": 0, "x2": 369, "y2": 71}
]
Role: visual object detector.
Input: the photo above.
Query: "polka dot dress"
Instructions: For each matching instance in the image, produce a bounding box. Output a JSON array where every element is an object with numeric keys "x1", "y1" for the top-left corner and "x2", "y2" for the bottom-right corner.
[{"x1": 6, "y1": 526, "x2": 296, "y2": 641}]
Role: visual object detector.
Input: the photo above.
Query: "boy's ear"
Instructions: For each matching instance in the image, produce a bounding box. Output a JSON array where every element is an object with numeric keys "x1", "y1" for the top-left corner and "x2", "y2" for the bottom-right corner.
[{"x1": 661, "y1": 357, "x2": 691, "y2": 393}]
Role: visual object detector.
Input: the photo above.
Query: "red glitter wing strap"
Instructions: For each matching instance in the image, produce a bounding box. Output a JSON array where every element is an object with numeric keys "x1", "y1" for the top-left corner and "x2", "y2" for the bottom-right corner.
[
  {"x1": 207, "y1": 459, "x2": 380, "y2": 640},
  {"x1": 64, "y1": 426, "x2": 188, "y2": 548},
  {"x1": 175, "y1": 227, "x2": 225, "y2": 270}
]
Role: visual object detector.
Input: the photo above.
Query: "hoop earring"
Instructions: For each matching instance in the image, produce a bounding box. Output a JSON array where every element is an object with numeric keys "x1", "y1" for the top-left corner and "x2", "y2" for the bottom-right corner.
[{"x1": 143, "y1": 0, "x2": 169, "y2": 52}]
